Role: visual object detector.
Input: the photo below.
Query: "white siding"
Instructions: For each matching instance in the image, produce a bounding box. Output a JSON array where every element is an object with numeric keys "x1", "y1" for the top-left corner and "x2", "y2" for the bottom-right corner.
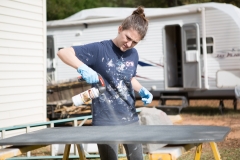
[
  {"x1": 0, "y1": 0, "x2": 46, "y2": 128},
  {"x1": 204, "y1": 9, "x2": 240, "y2": 89}
]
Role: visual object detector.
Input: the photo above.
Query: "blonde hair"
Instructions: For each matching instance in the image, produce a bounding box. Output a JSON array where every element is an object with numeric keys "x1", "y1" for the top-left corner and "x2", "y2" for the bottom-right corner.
[{"x1": 121, "y1": 6, "x2": 148, "y2": 40}]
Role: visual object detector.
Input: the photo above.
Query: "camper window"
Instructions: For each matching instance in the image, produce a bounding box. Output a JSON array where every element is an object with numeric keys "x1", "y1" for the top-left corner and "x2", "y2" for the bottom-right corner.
[
  {"x1": 206, "y1": 37, "x2": 213, "y2": 43},
  {"x1": 187, "y1": 39, "x2": 197, "y2": 50},
  {"x1": 188, "y1": 37, "x2": 214, "y2": 54},
  {"x1": 200, "y1": 37, "x2": 214, "y2": 54}
]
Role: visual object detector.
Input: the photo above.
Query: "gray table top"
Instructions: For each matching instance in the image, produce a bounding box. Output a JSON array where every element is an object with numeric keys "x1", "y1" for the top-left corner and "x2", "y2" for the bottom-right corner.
[{"x1": 0, "y1": 125, "x2": 230, "y2": 145}]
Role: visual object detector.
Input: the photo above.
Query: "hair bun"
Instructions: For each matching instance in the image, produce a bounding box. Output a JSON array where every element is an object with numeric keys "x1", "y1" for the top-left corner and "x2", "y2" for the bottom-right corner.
[
  {"x1": 132, "y1": 6, "x2": 145, "y2": 18},
  {"x1": 121, "y1": 6, "x2": 148, "y2": 39}
]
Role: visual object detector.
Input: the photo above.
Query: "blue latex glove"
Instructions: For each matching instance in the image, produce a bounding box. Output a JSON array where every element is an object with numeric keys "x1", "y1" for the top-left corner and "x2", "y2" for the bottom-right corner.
[
  {"x1": 139, "y1": 87, "x2": 153, "y2": 105},
  {"x1": 77, "y1": 64, "x2": 99, "y2": 84}
]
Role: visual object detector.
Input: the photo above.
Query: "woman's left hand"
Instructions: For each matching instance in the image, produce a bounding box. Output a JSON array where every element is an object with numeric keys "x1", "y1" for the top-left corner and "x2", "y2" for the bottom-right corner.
[{"x1": 139, "y1": 87, "x2": 153, "y2": 105}]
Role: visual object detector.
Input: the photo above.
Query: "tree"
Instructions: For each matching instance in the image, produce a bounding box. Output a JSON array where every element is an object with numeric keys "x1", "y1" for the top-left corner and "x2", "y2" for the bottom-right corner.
[
  {"x1": 47, "y1": 0, "x2": 115, "y2": 21},
  {"x1": 210, "y1": 0, "x2": 240, "y2": 7},
  {"x1": 47, "y1": 0, "x2": 171, "y2": 21},
  {"x1": 47, "y1": 0, "x2": 240, "y2": 21}
]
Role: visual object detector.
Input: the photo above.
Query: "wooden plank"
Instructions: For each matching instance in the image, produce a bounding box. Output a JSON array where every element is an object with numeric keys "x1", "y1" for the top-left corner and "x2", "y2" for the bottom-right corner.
[
  {"x1": 63, "y1": 144, "x2": 71, "y2": 160},
  {"x1": 0, "y1": 6, "x2": 42, "y2": 21},
  {"x1": 0, "y1": 0, "x2": 42, "y2": 13},
  {"x1": 0, "y1": 23, "x2": 43, "y2": 35},
  {"x1": 0, "y1": 145, "x2": 46, "y2": 160},
  {"x1": 0, "y1": 30, "x2": 43, "y2": 42},
  {"x1": 76, "y1": 144, "x2": 86, "y2": 160}
]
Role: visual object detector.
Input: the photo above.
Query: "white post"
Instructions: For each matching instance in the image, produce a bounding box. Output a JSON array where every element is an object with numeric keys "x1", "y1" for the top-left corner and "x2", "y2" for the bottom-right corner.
[
  {"x1": 50, "y1": 123, "x2": 55, "y2": 156},
  {"x1": 26, "y1": 126, "x2": 31, "y2": 157},
  {"x1": 201, "y1": 7, "x2": 209, "y2": 89},
  {"x1": 73, "y1": 120, "x2": 78, "y2": 155},
  {"x1": 79, "y1": 118, "x2": 88, "y2": 127},
  {"x1": 0, "y1": 130, "x2": 5, "y2": 149}
]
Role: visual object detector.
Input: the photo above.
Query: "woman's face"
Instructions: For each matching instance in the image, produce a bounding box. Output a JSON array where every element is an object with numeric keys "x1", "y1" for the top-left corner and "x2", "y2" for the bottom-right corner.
[{"x1": 115, "y1": 26, "x2": 141, "y2": 52}]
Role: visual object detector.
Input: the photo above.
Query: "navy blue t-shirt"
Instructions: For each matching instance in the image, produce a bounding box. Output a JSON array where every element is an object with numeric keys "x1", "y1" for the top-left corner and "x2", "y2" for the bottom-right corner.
[{"x1": 73, "y1": 40, "x2": 139, "y2": 126}]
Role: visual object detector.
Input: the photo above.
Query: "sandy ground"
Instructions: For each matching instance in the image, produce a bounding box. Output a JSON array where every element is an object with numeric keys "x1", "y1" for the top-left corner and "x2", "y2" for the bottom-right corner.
[
  {"x1": 176, "y1": 114, "x2": 240, "y2": 139},
  {"x1": 163, "y1": 100, "x2": 240, "y2": 159}
]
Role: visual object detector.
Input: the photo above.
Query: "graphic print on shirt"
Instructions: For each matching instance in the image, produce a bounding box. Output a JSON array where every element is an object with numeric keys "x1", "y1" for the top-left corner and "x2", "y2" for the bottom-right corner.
[
  {"x1": 93, "y1": 55, "x2": 136, "y2": 123},
  {"x1": 110, "y1": 57, "x2": 134, "y2": 101}
]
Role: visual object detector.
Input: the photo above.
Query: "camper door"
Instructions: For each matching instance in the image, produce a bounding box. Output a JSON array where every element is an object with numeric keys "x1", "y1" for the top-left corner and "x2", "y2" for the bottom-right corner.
[{"x1": 182, "y1": 23, "x2": 201, "y2": 89}]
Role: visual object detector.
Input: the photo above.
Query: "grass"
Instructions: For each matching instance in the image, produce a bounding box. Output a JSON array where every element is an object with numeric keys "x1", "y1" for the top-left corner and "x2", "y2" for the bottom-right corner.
[
  {"x1": 178, "y1": 142, "x2": 240, "y2": 160},
  {"x1": 175, "y1": 100, "x2": 240, "y2": 160}
]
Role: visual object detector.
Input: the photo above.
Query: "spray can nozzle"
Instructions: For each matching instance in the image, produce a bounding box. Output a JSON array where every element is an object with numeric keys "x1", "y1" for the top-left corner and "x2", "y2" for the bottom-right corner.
[{"x1": 77, "y1": 73, "x2": 106, "y2": 94}]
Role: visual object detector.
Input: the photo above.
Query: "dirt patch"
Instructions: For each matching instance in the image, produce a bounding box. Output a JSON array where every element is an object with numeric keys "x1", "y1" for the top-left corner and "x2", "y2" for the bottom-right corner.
[{"x1": 175, "y1": 115, "x2": 240, "y2": 139}]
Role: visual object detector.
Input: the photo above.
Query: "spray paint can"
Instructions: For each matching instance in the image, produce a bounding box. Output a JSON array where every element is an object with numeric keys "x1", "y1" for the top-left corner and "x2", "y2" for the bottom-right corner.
[
  {"x1": 72, "y1": 87, "x2": 100, "y2": 106},
  {"x1": 72, "y1": 73, "x2": 106, "y2": 106}
]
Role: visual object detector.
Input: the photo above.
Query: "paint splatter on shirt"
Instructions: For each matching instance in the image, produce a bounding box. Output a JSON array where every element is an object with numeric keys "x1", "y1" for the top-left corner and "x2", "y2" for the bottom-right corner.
[{"x1": 73, "y1": 40, "x2": 139, "y2": 126}]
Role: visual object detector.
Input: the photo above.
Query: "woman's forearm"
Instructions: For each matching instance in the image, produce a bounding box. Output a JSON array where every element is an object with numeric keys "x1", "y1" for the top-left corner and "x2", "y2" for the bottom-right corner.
[
  {"x1": 131, "y1": 77, "x2": 143, "y2": 92},
  {"x1": 57, "y1": 47, "x2": 83, "y2": 69}
]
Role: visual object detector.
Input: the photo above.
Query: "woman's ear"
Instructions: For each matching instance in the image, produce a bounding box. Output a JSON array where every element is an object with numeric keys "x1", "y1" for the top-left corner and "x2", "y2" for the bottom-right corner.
[{"x1": 118, "y1": 26, "x2": 123, "y2": 33}]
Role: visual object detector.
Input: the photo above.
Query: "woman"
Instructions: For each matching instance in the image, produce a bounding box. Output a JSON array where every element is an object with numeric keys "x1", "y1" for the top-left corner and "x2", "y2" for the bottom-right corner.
[{"x1": 57, "y1": 6, "x2": 153, "y2": 160}]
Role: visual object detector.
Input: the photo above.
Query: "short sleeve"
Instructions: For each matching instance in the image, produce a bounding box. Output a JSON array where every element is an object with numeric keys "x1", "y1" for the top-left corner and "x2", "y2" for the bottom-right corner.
[
  {"x1": 132, "y1": 49, "x2": 139, "y2": 77},
  {"x1": 72, "y1": 42, "x2": 100, "y2": 66}
]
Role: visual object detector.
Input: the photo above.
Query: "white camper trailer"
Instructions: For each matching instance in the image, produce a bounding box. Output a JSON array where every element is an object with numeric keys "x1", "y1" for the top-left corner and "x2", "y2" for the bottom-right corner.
[{"x1": 47, "y1": 3, "x2": 240, "y2": 110}]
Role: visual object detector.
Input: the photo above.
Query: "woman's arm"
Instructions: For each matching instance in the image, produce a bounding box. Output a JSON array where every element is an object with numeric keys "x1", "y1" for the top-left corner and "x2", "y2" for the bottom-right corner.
[
  {"x1": 131, "y1": 77, "x2": 143, "y2": 92},
  {"x1": 131, "y1": 77, "x2": 153, "y2": 105},
  {"x1": 57, "y1": 47, "x2": 98, "y2": 83},
  {"x1": 57, "y1": 47, "x2": 84, "y2": 69}
]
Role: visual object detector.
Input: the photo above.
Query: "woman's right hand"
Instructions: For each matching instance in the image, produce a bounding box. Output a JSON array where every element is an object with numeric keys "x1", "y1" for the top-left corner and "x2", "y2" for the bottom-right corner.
[{"x1": 77, "y1": 64, "x2": 99, "y2": 84}]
